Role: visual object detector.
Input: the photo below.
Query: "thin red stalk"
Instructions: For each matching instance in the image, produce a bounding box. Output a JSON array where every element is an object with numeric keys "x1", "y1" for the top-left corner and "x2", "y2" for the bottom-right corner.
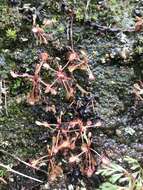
[{"x1": 61, "y1": 60, "x2": 70, "y2": 71}]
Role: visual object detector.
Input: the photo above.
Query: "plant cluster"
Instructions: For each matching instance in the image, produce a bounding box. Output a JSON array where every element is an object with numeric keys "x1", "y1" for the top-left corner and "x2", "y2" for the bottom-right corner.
[
  {"x1": 1, "y1": 1, "x2": 143, "y2": 189},
  {"x1": 9, "y1": 10, "x2": 98, "y2": 182},
  {"x1": 133, "y1": 81, "x2": 143, "y2": 101},
  {"x1": 0, "y1": 167, "x2": 7, "y2": 185},
  {"x1": 6, "y1": 28, "x2": 17, "y2": 40},
  {"x1": 10, "y1": 48, "x2": 94, "y2": 105},
  {"x1": 97, "y1": 156, "x2": 143, "y2": 190},
  {"x1": 10, "y1": 17, "x2": 95, "y2": 105},
  {"x1": 34, "y1": 117, "x2": 102, "y2": 181}
]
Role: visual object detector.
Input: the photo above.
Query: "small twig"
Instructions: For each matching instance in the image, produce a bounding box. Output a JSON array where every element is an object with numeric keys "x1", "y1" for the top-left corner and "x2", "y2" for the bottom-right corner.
[
  {"x1": 84, "y1": 21, "x2": 135, "y2": 33},
  {"x1": 0, "y1": 163, "x2": 43, "y2": 183},
  {"x1": 70, "y1": 14, "x2": 74, "y2": 49},
  {"x1": 90, "y1": 148, "x2": 102, "y2": 158},
  {"x1": 0, "y1": 80, "x2": 8, "y2": 116},
  {"x1": 3, "y1": 81, "x2": 8, "y2": 116},
  {"x1": 85, "y1": 0, "x2": 91, "y2": 20},
  {"x1": 0, "y1": 149, "x2": 47, "y2": 175},
  {"x1": 67, "y1": 10, "x2": 74, "y2": 49},
  {"x1": 0, "y1": 177, "x2": 7, "y2": 184}
]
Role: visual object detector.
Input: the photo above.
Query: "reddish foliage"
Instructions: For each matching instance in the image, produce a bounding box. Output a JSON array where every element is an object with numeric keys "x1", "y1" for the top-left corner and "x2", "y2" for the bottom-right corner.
[
  {"x1": 39, "y1": 52, "x2": 49, "y2": 62},
  {"x1": 135, "y1": 16, "x2": 143, "y2": 32}
]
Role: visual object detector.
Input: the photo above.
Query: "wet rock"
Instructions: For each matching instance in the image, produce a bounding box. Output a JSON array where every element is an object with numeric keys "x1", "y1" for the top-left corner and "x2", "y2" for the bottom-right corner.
[
  {"x1": 115, "y1": 129, "x2": 122, "y2": 137},
  {"x1": 133, "y1": 9, "x2": 142, "y2": 17},
  {"x1": 8, "y1": 0, "x2": 19, "y2": 6},
  {"x1": 0, "y1": 55, "x2": 6, "y2": 66},
  {"x1": 132, "y1": 143, "x2": 143, "y2": 152}
]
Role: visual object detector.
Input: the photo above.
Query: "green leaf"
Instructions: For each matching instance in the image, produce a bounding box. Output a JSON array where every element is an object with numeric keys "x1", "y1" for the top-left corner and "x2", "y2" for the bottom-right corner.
[
  {"x1": 103, "y1": 170, "x2": 116, "y2": 176},
  {"x1": 109, "y1": 173, "x2": 124, "y2": 183},
  {"x1": 119, "y1": 177, "x2": 128, "y2": 183},
  {"x1": 124, "y1": 156, "x2": 138, "y2": 164},
  {"x1": 131, "y1": 164, "x2": 140, "y2": 170},
  {"x1": 110, "y1": 163, "x2": 125, "y2": 172},
  {"x1": 99, "y1": 182, "x2": 118, "y2": 190}
]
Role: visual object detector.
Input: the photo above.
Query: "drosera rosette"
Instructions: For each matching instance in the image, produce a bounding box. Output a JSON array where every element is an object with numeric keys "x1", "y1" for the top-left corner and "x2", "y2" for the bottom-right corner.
[{"x1": 35, "y1": 114, "x2": 103, "y2": 179}]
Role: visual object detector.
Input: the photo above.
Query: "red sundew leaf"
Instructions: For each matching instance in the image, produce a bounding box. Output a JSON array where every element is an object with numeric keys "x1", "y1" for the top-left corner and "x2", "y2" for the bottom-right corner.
[
  {"x1": 56, "y1": 70, "x2": 70, "y2": 81},
  {"x1": 27, "y1": 79, "x2": 41, "y2": 105},
  {"x1": 133, "y1": 82, "x2": 143, "y2": 101},
  {"x1": 32, "y1": 26, "x2": 48, "y2": 44},
  {"x1": 66, "y1": 86, "x2": 75, "y2": 100},
  {"x1": 101, "y1": 156, "x2": 111, "y2": 166},
  {"x1": 52, "y1": 136, "x2": 57, "y2": 145},
  {"x1": 86, "y1": 167, "x2": 95, "y2": 177},
  {"x1": 58, "y1": 140, "x2": 71, "y2": 150},
  {"x1": 69, "y1": 156, "x2": 80, "y2": 163},
  {"x1": 42, "y1": 35, "x2": 48, "y2": 45},
  {"x1": 54, "y1": 140, "x2": 75, "y2": 154},
  {"x1": 49, "y1": 165, "x2": 63, "y2": 181},
  {"x1": 81, "y1": 144, "x2": 88, "y2": 152},
  {"x1": 139, "y1": 80, "x2": 143, "y2": 87},
  {"x1": 39, "y1": 52, "x2": 49, "y2": 62},
  {"x1": 68, "y1": 58, "x2": 88, "y2": 73},
  {"x1": 53, "y1": 147, "x2": 59, "y2": 154},
  {"x1": 45, "y1": 84, "x2": 57, "y2": 95},
  {"x1": 86, "y1": 120, "x2": 92, "y2": 126},
  {"x1": 135, "y1": 16, "x2": 143, "y2": 32},
  {"x1": 69, "y1": 119, "x2": 83, "y2": 128},
  {"x1": 68, "y1": 64, "x2": 79, "y2": 72},
  {"x1": 27, "y1": 89, "x2": 40, "y2": 105},
  {"x1": 43, "y1": 18, "x2": 55, "y2": 27},
  {"x1": 70, "y1": 142, "x2": 76, "y2": 150},
  {"x1": 68, "y1": 51, "x2": 79, "y2": 62},
  {"x1": 34, "y1": 63, "x2": 43, "y2": 75},
  {"x1": 134, "y1": 83, "x2": 142, "y2": 92},
  {"x1": 32, "y1": 26, "x2": 44, "y2": 34}
]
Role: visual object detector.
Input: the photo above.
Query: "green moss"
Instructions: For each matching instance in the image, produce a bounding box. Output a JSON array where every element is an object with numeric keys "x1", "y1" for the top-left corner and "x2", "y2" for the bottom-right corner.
[{"x1": 6, "y1": 28, "x2": 17, "y2": 40}]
